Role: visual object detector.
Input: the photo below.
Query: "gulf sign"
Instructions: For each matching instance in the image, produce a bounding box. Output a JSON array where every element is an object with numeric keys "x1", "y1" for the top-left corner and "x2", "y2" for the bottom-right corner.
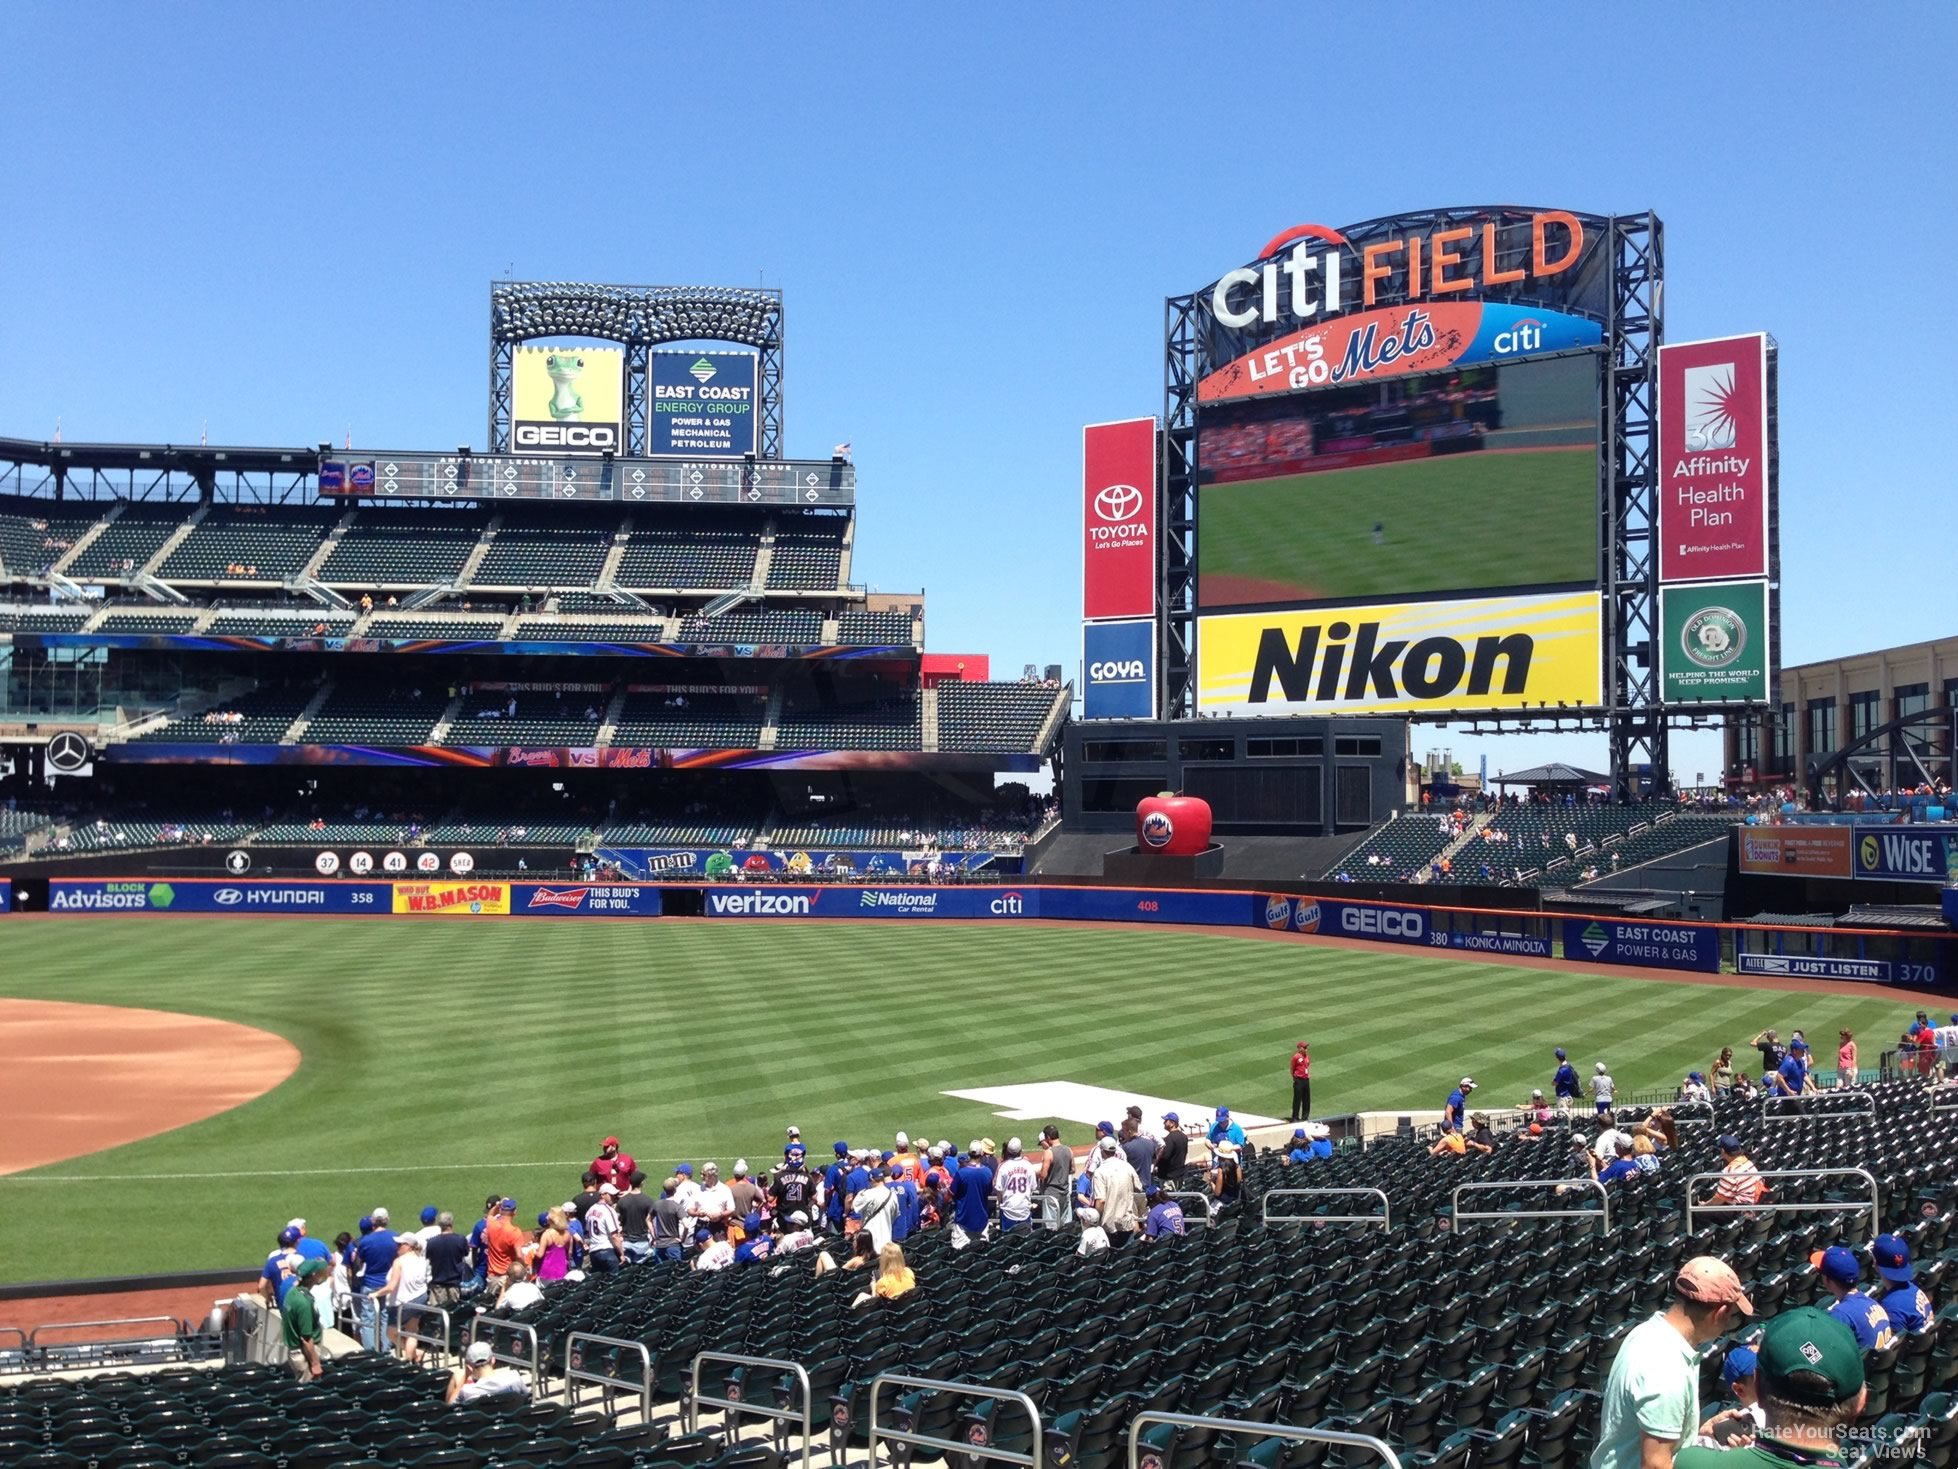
[
  {"x1": 1083, "y1": 418, "x2": 1156, "y2": 620},
  {"x1": 1197, "y1": 590, "x2": 1601, "y2": 715},
  {"x1": 1199, "y1": 303, "x2": 1602, "y2": 405},
  {"x1": 1658, "y1": 335, "x2": 1770, "y2": 582}
]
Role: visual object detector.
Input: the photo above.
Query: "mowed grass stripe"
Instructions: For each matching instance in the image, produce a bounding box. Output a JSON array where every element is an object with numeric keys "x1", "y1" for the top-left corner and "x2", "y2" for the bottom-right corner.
[{"x1": 0, "y1": 918, "x2": 1918, "y2": 1282}]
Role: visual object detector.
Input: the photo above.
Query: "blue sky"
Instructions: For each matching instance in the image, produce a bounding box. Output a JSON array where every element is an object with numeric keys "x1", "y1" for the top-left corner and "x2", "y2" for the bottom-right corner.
[{"x1": 2, "y1": 5, "x2": 1951, "y2": 785}]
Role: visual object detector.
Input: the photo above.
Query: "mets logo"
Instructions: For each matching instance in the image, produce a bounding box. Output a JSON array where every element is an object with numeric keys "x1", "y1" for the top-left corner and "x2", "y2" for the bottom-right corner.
[
  {"x1": 1140, "y1": 811, "x2": 1175, "y2": 849},
  {"x1": 1264, "y1": 896, "x2": 1292, "y2": 930},
  {"x1": 1293, "y1": 902, "x2": 1322, "y2": 935}
]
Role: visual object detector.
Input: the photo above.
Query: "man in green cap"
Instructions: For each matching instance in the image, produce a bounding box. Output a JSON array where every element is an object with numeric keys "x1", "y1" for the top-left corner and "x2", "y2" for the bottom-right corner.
[
  {"x1": 283, "y1": 1257, "x2": 327, "y2": 1381},
  {"x1": 1673, "y1": 1307, "x2": 1867, "y2": 1469}
]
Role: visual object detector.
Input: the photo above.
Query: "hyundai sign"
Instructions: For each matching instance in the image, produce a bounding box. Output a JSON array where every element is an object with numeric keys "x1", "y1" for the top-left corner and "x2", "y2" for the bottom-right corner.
[{"x1": 1082, "y1": 618, "x2": 1156, "y2": 719}]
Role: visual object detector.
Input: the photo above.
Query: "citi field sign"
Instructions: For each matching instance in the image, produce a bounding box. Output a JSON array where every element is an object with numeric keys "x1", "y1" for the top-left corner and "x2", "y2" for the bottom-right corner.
[{"x1": 1196, "y1": 208, "x2": 1612, "y2": 403}]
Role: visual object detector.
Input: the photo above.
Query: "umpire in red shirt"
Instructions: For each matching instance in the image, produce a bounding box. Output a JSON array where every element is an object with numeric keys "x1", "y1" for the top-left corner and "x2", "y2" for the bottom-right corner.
[{"x1": 1290, "y1": 1042, "x2": 1312, "y2": 1122}]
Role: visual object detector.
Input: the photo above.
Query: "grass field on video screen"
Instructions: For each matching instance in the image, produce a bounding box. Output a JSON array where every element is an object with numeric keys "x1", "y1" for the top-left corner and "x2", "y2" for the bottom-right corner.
[
  {"x1": 0, "y1": 918, "x2": 1915, "y2": 1283},
  {"x1": 1197, "y1": 446, "x2": 1598, "y2": 608}
]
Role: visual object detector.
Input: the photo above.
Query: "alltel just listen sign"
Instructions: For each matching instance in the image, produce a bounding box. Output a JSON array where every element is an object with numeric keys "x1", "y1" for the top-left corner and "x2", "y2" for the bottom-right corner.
[{"x1": 1082, "y1": 418, "x2": 1157, "y2": 620}]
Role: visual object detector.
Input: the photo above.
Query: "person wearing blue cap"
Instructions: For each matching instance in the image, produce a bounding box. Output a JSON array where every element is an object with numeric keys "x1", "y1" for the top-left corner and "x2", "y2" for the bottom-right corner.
[
  {"x1": 822, "y1": 1145, "x2": 851, "y2": 1234},
  {"x1": 1552, "y1": 1049, "x2": 1580, "y2": 1113},
  {"x1": 1810, "y1": 1245, "x2": 1896, "y2": 1352},
  {"x1": 732, "y1": 1213, "x2": 773, "y2": 1264},
  {"x1": 1870, "y1": 1235, "x2": 1933, "y2": 1334},
  {"x1": 1206, "y1": 1107, "x2": 1246, "y2": 1150},
  {"x1": 1771, "y1": 1039, "x2": 1811, "y2": 1097},
  {"x1": 416, "y1": 1205, "x2": 441, "y2": 1247},
  {"x1": 260, "y1": 1226, "x2": 303, "y2": 1309},
  {"x1": 1691, "y1": 1344, "x2": 1764, "y2": 1445}
]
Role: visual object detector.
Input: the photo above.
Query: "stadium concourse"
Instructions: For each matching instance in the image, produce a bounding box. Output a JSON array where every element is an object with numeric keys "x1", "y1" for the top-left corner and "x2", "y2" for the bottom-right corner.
[{"x1": 5, "y1": 1062, "x2": 1958, "y2": 1469}]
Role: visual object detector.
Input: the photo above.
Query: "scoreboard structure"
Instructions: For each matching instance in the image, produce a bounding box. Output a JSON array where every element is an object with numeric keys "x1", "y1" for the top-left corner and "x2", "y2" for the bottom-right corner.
[
  {"x1": 1109, "y1": 205, "x2": 1784, "y2": 795},
  {"x1": 487, "y1": 281, "x2": 785, "y2": 461}
]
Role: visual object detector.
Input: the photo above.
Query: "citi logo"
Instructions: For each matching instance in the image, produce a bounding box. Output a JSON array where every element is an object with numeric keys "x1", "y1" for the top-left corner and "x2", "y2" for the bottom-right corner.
[
  {"x1": 1089, "y1": 659, "x2": 1146, "y2": 683},
  {"x1": 1492, "y1": 318, "x2": 1545, "y2": 355},
  {"x1": 1095, "y1": 484, "x2": 1143, "y2": 522},
  {"x1": 989, "y1": 892, "x2": 1026, "y2": 916}
]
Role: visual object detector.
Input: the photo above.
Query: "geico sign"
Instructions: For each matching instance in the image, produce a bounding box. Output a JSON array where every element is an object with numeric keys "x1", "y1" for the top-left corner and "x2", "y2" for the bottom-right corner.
[
  {"x1": 1089, "y1": 659, "x2": 1147, "y2": 683},
  {"x1": 1340, "y1": 906, "x2": 1424, "y2": 939},
  {"x1": 513, "y1": 423, "x2": 620, "y2": 451}
]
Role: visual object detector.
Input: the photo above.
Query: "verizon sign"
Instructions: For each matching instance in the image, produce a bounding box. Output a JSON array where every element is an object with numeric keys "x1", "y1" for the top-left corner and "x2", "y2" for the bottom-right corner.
[{"x1": 1083, "y1": 417, "x2": 1157, "y2": 620}]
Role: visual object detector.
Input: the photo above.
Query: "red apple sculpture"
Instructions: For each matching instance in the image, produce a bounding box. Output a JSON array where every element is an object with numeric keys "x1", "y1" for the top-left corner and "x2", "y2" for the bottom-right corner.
[{"x1": 1136, "y1": 791, "x2": 1213, "y2": 856}]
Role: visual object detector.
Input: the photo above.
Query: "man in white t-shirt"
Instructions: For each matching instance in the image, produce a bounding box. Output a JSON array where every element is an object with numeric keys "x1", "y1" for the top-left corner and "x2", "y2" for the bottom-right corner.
[
  {"x1": 1593, "y1": 1117, "x2": 1631, "y2": 1162},
  {"x1": 1934, "y1": 1016, "x2": 1958, "y2": 1075},
  {"x1": 672, "y1": 1163, "x2": 702, "y2": 1223},
  {"x1": 494, "y1": 1261, "x2": 544, "y2": 1314},
  {"x1": 447, "y1": 1341, "x2": 532, "y2": 1404},
  {"x1": 850, "y1": 1168, "x2": 898, "y2": 1251},
  {"x1": 689, "y1": 1163, "x2": 734, "y2": 1228},
  {"x1": 994, "y1": 1138, "x2": 1040, "y2": 1231}
]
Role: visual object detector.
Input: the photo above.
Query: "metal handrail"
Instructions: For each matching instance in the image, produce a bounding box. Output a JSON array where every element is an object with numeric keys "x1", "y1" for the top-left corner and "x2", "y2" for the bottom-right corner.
[
  {"x1": 0, "y1": 1327, "x2": 26, "y2": 1353},
  {"x1": 1762, "y1": 1090, "x2": 1876, "y2": 1124},
  {"x1": 1261, "y1": 1187, "x2": 1392, "y2": 1230},
  {"x1": 567, "y1": 1332, "x2": 653, "y2": 1425},
  {"x1": 1452, "y1": 1178, "x2": 1611, "y2": 1235},
  {"x1": 868, "y1": 1372, "x2": 1041, "y2": 1469},
  {"x1": 25, "y1": 1316, "x2": 181, "y2": 1349},
  {"x1": 1165, "y1": 1191, "x2": 1216, "y2": 1229},
  {"x1": 465, "y1": 1314, "x2": 542, "y2": 1395},
  {"x1": 1685, "y1": 1167, "x2": 1881, "y2": 1240},
  {"x1": 1129, "y1": 1412, "x2": 1404, "y2": 1469},
  {"x1": 1928, "y1": 1081, "x2": 1958, "y2": 1114},
  {"x1": 394, "y1": 1301, "x2": 453, "y2": 1363},
  {"x1": 691, "y1": 1350, "x2": 812, "y2": 1468}
]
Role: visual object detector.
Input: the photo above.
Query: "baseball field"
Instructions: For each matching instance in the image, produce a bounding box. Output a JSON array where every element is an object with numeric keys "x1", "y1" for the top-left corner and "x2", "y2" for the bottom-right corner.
[
  {"x1": 0, "y1": 917, "x2": 1915, "y2": 1284},
  {"x1": 1197, "y1": 446, "x2": 1598, "y2": 608}
]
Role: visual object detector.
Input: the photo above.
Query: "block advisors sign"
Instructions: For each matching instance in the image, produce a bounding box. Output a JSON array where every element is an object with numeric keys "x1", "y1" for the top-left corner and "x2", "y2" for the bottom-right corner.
[
  {"x1": 1082, "y1": 618, "x2": 1156, "y2": 720},
  {"x1": 649, "y1": 351, "x2": 758, "y2": 458},
  {"x1": 1658, "y1": 334, "x2": 1769, "y2": 582},
  {"x1": 1659, "y1": 581, "x2": 1769, "y2": 703},
  {"x1": 1196, "y1": 589, "x2": 1601, "y2": 716},
  {"x1": 1083, "y1": 418, "x2": 1156, "y2": 620}
]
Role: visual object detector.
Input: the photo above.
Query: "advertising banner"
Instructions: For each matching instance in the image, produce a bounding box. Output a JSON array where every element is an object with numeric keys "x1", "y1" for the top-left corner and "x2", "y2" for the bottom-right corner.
[
  {"x1": 1198, "y1": 303, "x2": 1603, "y2": 404},
  {"x1": 700, "y1": 886, "x2": 1038, "y2": 920},
  {"x1": 1197, "y1": 590, "x2": 1602, "y2": 715},
  {"x1": 513, "y1": 883, "x2": 662, "y2": 917},
  {"x1": 1258, "y1": 895, "x2": 1551, "y2": 955},
  {"x1": 512, "y1": 345, "x2": 625, "y2": 457},
  {"x1": 1083, "y1": 418, "x2": 1157, "y2": 620},
  {"x1": 597, "y1": 848, "x2": 1000, "y2": 880},
  {"x1": 1736, "y1": 826, "x2": 1853, "y2": 878},
  {"x1": 648, "y1": 351, "x2": 758, "y2": 459},
  {"x1": 1032, "y1": 887, "x2": 1249, "y2": 926},
  {"x1": 1737, "y1": 953, "x2": 1897, "y2": 984},
  {"x1": 1658, "y1": 334, "x2": 1769, "y2": 582},
  {"x1": 391, "y1": 882, "x2": 512, "y2": 916},
  {"x1": 1659, "y1": 581, "x2": 1770, "y2": 703},
  {"x1": 1082, "y1": 619, "x2": 1157, "y2": 720},
  {"x1": 0, "y1": 878, "x2": 10, "y2": 913},
  {"x1": 1564, "y1": 917, "x2": 1720, "y2": 973},
  {"x1": 46, "y1": 879, "x2": 391, "y2": 913},
  {"x1": 1852, "y1": 826, "x2": 1958, "y2": 884}
]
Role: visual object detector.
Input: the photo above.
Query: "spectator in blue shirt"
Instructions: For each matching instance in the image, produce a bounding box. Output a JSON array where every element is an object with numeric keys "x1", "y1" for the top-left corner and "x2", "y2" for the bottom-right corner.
[
  {"x1": 823, "y1": 1144, "x2": 850, "y2": 1231},
  {"x1": 1773, "y1": 1039, "x2": 1810, "y2": 1096},
  {"x1": 1552, "y1": 1049, "x2": 1581, "y2": 1108},
  {"x1": 1445, "y1": 1077, "x2": 1477, "y2": 1130},
  {"x1": 468, "y1": 1195, "x2": 497, "y2": 1293},
  {"x1": 259, "y1": 1226, "x2": 301, "y2": 1309},
  {"x1": 350, "y1": 1214, "x2": 399, "y2": 1351},
  {"x1": 951, "y1": 1155, "x2": 994, "y2": 1246},
  {"x1": 1872, "y1": 1235, "x2": 1935, "y2": 1334},
  {"x1": 1597, "y1": 1138, "x2": 1641, "y2": 1186},
  {"x1": 1814, "y1": 1245, "x2": 1897, "y2": 1352},
  {"x1": 1206, "y1": 1108, "x2": 1246, "y2": 1149},
  {"x1": 1143, "y1": 1188, "x2": 1186, "y2": 1240}
]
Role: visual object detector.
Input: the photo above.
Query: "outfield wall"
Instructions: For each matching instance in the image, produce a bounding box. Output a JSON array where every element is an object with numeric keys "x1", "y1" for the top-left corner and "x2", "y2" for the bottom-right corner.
[{"x1": 11, "y1": 875, "x2": 1952, "y2": 987}]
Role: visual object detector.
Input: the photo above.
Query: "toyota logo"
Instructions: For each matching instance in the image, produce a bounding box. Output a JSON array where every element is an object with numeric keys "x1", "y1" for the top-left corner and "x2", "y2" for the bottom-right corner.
[{"x1": 1094, "y1": 484, "x2": 1143, "y2": 522}]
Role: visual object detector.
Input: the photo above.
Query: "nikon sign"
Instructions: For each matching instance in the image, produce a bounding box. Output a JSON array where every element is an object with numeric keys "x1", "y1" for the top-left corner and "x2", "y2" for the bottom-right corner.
[{"x1": 1195, "y1": 590, "x2": 1601, "y2": 715}]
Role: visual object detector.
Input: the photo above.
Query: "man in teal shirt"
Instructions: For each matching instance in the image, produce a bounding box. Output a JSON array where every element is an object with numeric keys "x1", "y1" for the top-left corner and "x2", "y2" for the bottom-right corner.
[
  {"x1": 1673, "y1": 1308, "x2": 1866, "y2": 1469},
  {"x1": 283, "y1": 1258, "x2": 327, "y2": 1381},
  {"x1": 1593, "y1": 1257, "x2": 1755, "y2": 1469}
]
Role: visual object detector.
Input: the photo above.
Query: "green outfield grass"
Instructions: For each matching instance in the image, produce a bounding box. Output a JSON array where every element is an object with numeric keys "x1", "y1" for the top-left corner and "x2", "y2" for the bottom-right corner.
[
  {"x1": 0, "y1": 918, "x2": 1914, "y2": 1283},
  {"x1": 1198, "y1": 447, "x2": 1597, "y2": 606}
]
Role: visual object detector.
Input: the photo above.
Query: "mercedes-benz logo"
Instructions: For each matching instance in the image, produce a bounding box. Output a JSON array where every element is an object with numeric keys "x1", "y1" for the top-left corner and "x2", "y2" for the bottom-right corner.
[
  {"x1": 45, "y1": 731, "x2": 91, "y2": 774},
  {"x1": 1094, "y1": 484, "x2": 1144, "y2": 522}
]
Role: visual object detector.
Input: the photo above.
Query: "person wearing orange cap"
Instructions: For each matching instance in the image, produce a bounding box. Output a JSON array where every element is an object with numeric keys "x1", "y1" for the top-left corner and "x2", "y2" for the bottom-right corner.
[{"x1": 1594, "y1": 1256, "x2": 1757, "y2": 1469}]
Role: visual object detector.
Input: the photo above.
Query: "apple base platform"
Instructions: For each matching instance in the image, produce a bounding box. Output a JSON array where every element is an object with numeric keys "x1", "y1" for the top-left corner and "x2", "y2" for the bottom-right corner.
[{"x1": 1101, "y1": 844, "x2": 1225, "y2": 882}]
